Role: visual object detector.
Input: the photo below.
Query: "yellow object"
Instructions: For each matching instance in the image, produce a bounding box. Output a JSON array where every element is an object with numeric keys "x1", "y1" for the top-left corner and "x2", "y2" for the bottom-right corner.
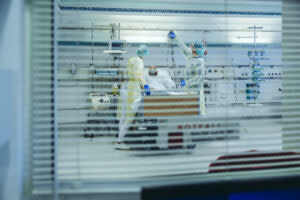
[
  {"x1": 117, "y1": 57, "x2": 146, "y2": 123},
  {"x1": 112, "y1": 84, "x2": 118, "y2": 95}
]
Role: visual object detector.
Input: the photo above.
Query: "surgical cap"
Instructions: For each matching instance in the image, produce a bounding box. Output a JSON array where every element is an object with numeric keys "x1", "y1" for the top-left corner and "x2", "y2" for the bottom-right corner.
[
  {"x1": 192, "y1": 41, "x2": 203, "y2": 49},
  {"x1": 136, "y1": 45, "x2": 149, "y2": 58},
  {"x1": 192, "y1": 41, "x2": 206, "y2": 56}
]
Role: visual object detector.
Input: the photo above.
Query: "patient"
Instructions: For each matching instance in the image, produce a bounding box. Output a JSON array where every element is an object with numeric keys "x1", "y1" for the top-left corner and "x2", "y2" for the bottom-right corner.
[{"x1": 145, "y1": 66, "x2": 176, "y2": 91}]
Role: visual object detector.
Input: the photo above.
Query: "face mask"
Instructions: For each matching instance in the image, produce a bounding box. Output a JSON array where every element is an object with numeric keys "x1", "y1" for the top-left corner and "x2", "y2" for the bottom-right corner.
[{"x1": 149, "y1": 69, "x2": 158, "y2": 76}]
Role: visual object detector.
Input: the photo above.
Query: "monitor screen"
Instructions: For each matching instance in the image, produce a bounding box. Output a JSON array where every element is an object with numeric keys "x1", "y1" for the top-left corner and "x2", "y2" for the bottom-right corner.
[{"x1": 142, "y1": 175, "x2": 300, "y2": 200}]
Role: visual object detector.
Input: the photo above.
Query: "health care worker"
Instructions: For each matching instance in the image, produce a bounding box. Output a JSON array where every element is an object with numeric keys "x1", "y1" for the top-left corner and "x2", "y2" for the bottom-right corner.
[
  {"x1": 168, "y1": 31, "x2": 207, "y2": 115},
  {"x1": 116, "y1": 45, "x2": 151, "y2": 144}
]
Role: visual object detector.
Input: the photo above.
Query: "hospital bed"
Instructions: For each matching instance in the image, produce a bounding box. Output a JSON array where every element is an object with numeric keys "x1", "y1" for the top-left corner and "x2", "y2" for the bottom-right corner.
[
  {"x1": 135, "y1": 89, "x2": 240, "y2": 150},
  {"x1": 143, "y1": 91, "x2": 200, "y2": 117},
  {"x1": 137, "y1": 89, "x2": 200, "y2": 150}
]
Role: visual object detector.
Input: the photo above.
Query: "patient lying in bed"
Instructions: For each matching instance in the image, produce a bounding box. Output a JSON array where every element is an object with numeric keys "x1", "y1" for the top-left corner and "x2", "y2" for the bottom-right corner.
[
  {"x1": 145, "y1": 66, "x2": 175, "y2": 90},
  {"x1": 144, "y1": 66, "x2": 180, "y2": 95},
  {"x1": 145, "y1": 66, "x2": 194, "y2": 95}
]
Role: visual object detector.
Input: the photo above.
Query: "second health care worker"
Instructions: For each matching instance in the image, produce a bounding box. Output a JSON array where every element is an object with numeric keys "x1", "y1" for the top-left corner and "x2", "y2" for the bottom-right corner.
[{"x1": 116, "y1": 45, "x2": 151, "y2": 147}]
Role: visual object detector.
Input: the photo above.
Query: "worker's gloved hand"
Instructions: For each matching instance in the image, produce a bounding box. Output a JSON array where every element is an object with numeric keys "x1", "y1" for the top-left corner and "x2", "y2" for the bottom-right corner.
[
  {"x1": 180, "y1": 80, "x2": 186, "y2": 87},
  {"x1": 144, "y1": 85, "x2": 151, "y2": 95},
  {"x1": 168, "y1": 31, "x2": 176, "y2": 39}
]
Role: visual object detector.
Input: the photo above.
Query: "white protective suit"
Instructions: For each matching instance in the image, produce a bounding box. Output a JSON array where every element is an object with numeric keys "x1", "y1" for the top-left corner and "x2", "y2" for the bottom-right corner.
[
  {"x1": 116, "y1": 56, "x2": 147, "y2": 143},
  {"x1": 171, "y1": 37, "x2": 207, "y2": 115},
  {"x1": 145, "y1": 69, "x2": 176, "y2": 91},
  {"x1": 185, "y1": 56, "x2": 206, "y2": 116}
]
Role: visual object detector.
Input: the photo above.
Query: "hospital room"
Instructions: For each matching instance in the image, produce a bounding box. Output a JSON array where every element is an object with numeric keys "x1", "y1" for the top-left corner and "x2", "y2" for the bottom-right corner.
[
  {"x1": 2, "y1": 0, "x2": 300, "y2": 200},
  {"x1": 54, "y1": 0, "x2": 282, "y2": 178}
]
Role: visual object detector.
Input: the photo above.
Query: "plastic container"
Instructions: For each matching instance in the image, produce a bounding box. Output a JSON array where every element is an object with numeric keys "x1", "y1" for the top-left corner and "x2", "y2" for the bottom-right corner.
[{"x1": 89, "y1": 93, "x2": 110, "y2": 110}]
